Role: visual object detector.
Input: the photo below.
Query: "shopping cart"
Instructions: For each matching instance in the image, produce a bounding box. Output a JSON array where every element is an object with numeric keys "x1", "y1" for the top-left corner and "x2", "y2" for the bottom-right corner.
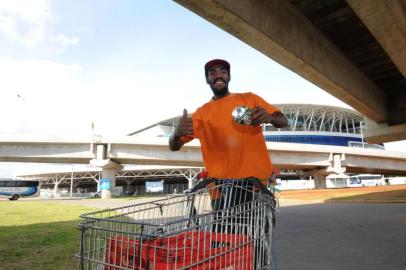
[{"x1": 77, "y1": 178, "x2": 276, "y2": 270}]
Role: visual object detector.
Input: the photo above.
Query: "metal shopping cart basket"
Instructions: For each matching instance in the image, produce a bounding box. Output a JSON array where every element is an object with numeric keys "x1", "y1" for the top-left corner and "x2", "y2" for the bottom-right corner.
[{"x1": 77, "y1": 178, "x2": 277, "y2": 270}]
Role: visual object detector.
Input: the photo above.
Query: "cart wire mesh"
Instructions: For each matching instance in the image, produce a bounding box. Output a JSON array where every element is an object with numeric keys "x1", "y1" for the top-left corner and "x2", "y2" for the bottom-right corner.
[{"x1": 77, "y1": 178, "x2": 276, "y2": 270}]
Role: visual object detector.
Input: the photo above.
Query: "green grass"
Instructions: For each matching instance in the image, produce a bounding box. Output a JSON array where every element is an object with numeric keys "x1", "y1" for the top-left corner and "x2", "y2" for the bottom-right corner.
[{"x1": 0, "y1": 201, "x2": 93, "y2": 270}]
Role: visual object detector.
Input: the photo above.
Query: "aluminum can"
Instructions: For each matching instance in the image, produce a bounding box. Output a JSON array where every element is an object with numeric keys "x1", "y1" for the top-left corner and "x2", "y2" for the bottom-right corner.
[{"x1": 232, "y1": 106, "x2": 252, "y2": 125}]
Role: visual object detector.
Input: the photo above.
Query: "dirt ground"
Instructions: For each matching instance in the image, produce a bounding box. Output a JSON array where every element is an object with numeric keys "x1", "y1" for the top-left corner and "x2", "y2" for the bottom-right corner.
[{"x1": 276, "y1": 184, "x2": 406, "y2": 203}]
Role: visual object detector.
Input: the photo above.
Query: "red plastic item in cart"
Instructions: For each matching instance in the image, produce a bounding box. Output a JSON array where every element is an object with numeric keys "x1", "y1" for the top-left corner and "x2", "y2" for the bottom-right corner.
[{"x1": 105, "y1": 230, "x2": 253, "y2": 270}]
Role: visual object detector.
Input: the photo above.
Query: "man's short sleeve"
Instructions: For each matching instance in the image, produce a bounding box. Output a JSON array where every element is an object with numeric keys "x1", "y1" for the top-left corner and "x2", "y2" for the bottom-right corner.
[
  {"x1": 180, "y1": 135, "x2": 194, "y2": 144},
  {"x1": 250, "y1": 92, "x2": 280, "y2": 114}
]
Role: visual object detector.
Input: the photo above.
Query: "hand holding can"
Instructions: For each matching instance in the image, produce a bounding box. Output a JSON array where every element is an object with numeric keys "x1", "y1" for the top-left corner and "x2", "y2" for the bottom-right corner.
[{"x1": 232, "y1": 106, "x2": 252, "y2": 125}]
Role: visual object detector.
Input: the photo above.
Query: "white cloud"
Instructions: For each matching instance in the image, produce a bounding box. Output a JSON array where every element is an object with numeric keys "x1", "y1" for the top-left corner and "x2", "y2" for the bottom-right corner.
[
  {"x1": 0, "y1": 15, "x2": 17, "y2": 40},
  {"x1": 52, "y1": 33, "x2": 79, "y2": 46},
  {"x1": 0, "y1": 0, "x2": 51, "y2": 22},
  {"x1": 0, "y1": 0, "x2": 78, "y2": 48},
  {"x1": 0, "y1": 0, "x2": 50, "y2": 47}
]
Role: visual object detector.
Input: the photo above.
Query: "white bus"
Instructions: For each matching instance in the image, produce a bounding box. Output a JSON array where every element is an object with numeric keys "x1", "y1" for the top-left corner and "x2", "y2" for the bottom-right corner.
[
  {"x1": 348, "y1": 174, "x2": 383, "y2": 187},
  {"x1": 0, "y1": 179, "x2": 40, "y2": 200}
]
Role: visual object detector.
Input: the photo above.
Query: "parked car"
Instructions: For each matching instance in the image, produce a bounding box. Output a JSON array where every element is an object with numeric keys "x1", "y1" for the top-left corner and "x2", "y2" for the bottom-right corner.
[{"x1": 89, "y1": 191, "x2": 101, "y2": 198}]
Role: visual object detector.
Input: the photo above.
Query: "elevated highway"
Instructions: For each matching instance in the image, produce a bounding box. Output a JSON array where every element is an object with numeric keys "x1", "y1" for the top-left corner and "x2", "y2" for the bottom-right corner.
[
  {"x1": 1, "y1": 137, "x2": 406, "y2": 176},
  {"x1": 173, "y1": 0, "x2": 406, "y2": 143}
]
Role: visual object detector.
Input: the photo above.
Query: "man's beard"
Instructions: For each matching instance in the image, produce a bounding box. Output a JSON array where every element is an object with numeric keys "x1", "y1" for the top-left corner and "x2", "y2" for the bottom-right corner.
[{"x1": 210, "y1": 79, "x2": 229, "y2": 97}]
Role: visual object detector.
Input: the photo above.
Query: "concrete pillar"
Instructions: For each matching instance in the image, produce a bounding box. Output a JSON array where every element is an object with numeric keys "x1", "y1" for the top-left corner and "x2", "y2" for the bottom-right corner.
[
  {"x1": 70, "y1": 177, "x2": 73, "y2": 198},
  {"x1": 313, "y1": 174, "x2": 326, "y2": 189},
  {"x1": 53, "y1": 177, "x2": 60, "y2": 197},
  {"x1": 90, "y1": 143, "x2": 123, "y2": 199},
  {"x1": 185, "y1": 169, "x2": 200, "y2": 189},
  {"x1": 329, "y1": 153, "x2": 346, "y2": 174},
  {"x1": 53, "y1": 182, "x2": 59, "y2": 197},
  {"x1": 95, "y1": 174, "x2": 100, "y2": 192},
  {"x1": 101, "y1": 168, "x2": 117, "y2": 199},
  {"x1": 70, "y1": 170, "x2": 74, "y2": 198}
]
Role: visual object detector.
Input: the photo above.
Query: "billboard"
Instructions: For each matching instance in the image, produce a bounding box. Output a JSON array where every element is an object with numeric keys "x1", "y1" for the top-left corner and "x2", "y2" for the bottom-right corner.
[{"x1": 99, "y1": 178, "x2": 111, "y2": 191}]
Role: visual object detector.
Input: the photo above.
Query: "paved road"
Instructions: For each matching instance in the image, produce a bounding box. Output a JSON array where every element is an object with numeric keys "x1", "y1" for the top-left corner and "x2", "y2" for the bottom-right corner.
[{"x1": 274, "y1": 203, "x2": 406, "y2": 270}]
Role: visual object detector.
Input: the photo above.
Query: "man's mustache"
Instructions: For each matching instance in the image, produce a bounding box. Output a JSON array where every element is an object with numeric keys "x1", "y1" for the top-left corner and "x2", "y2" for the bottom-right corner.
[{"x1": 212, "y1": 78, "x2": 226, "y2": 84}]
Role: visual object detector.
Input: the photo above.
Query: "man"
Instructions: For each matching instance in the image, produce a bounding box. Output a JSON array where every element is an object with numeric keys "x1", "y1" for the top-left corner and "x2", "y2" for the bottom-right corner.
[
  {"x1": 169, "y1": 59, "x2": 287, "y2": 269},
  {"x1": 169, "y1": 59, "x2": 288, "y2": 180}
]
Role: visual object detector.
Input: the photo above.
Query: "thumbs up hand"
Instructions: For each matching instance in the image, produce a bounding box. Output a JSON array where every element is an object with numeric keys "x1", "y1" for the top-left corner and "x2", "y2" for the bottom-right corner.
[{"x1": 174, "y1": 109, "x2": 193, "y2": 137}]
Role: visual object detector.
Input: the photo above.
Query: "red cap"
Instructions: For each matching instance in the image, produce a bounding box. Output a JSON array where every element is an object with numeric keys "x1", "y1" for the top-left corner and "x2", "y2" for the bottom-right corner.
[{"x1": 204, "y1": 59, "x2": 230, "y2": 76}]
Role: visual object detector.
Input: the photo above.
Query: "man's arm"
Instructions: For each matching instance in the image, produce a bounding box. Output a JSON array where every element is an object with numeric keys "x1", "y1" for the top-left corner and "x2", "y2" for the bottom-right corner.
[
  {"x1": 169, "y1": 109, "x2": 193, "y2": 151},
  {"x1": 250, "y1": 107, "x2": 288, "y2": 128},
  {"x1": 268, "y1": 111, "x2": 288, "y2": 128}
]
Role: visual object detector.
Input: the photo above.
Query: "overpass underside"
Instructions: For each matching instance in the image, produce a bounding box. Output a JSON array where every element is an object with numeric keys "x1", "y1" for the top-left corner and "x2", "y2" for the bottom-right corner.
[
  {"x1": 22, "y1": 167, "x2": 201, "y2": 196},
  {"x1": 174, "y1": 0, "x2": 406, "y2": 143}
]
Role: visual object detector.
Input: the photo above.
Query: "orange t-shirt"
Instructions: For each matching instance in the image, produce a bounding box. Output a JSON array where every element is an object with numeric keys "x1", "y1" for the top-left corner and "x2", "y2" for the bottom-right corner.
[{"x1": 181, "y1": 92, "x2": 279, "y2": 180}]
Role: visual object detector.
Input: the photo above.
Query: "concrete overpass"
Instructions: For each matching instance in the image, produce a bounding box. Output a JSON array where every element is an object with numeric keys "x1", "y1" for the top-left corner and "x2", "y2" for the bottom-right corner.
[
  {"x1": 1, "y1": 137, "x2": 406, "y2": 191},
  {"x1": 173, "y1": 0, "x2": 406, "y2": 143}
]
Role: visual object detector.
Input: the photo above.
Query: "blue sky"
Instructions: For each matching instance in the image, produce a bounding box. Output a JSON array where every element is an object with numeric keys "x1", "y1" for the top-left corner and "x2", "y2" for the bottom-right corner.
[{"x1": 0, "y1": 0, "x2": 404, "y2": 177}]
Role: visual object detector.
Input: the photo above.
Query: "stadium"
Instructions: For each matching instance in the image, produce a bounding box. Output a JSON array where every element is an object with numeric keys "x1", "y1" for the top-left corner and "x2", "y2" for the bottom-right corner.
[
  {"x1": 21, "y1": 104, "x2": 402, "y2": 198},
  {"x1": 132, "y1": 104, "x2": 377, "y2": 148}
]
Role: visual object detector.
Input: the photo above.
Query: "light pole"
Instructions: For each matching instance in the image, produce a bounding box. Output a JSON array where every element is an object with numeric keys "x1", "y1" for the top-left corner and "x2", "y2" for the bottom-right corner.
[
  {"x1": 17, "y1": 94, "x2": 25, "y2": 132},
  {"x1": 91, "y1": 121, "x2": 95, "y2": 142},
  {"x1": 359, "y1": 121, "x2": 365, "y2": 148}
]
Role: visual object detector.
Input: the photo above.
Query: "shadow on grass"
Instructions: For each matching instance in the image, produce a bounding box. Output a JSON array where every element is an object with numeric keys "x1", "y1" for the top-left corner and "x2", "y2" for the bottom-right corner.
[
  {"x1": 0, "y1": 220, "x2": 81, "y2": 270},
  {"x1": 325, "y1": 189, "x2": 406, "y2": 203}
]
